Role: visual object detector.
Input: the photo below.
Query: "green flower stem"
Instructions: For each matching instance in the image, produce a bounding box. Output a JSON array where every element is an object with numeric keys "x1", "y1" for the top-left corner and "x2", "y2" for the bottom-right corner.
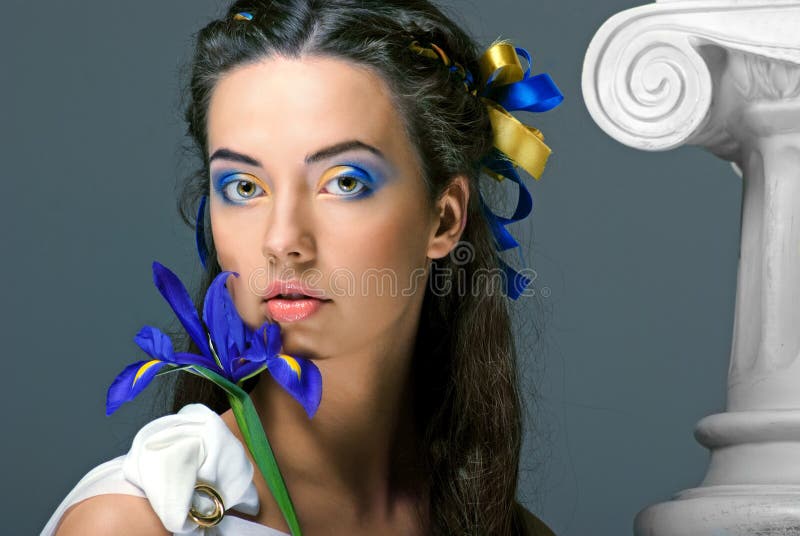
[{"x1": 188, "y1": 367, "x2": 302, "y2": 536}]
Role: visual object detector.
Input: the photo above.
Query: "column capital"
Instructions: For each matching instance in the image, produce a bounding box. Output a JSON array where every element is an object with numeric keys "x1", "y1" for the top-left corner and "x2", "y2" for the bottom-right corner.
[
  {"x1": 584, "y1": 2, "x2": 800, "y2": 534},
  {"x1": 582, "y1": 0, "x2": 800, "y2": 159}
]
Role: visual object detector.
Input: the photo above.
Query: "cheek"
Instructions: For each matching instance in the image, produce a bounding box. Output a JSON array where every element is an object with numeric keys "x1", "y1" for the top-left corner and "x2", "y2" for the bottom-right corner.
[
  {"x1": 371, "y1": 218, "x2": 425, "y2": 267},
  {"x1": 210, "y1": 205, "x2": 264, "y2": 271},
  {"x1": 326, "y1": 207, "x2": 430, "y2": 296},
  {"x1": 210, "y1": 206, "x2": 272, "y2": 327}
]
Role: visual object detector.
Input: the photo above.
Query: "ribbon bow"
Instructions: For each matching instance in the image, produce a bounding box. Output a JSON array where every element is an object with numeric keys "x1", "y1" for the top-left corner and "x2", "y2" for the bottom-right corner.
[
  {"x1": 408, "y1": 40, "x2": 562, "y2": 299},
  {"x1": 476, "y1": 42, "x2": 563, "y2": 299}
]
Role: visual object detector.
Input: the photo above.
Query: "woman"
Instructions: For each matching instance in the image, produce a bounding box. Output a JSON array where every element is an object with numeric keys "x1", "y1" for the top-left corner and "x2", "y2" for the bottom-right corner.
[{"x1": 45, "y1": 0, "x2": 557, "y2": 534}]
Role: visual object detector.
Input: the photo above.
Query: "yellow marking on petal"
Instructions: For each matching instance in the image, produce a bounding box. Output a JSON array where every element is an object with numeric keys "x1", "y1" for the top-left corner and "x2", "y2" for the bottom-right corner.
[
  {"x1": 278, "y1": 354, "x2": 302, "y2": 380},
  {"x1": 133, "y1": 360, "x2": 162, "y2": 386}
]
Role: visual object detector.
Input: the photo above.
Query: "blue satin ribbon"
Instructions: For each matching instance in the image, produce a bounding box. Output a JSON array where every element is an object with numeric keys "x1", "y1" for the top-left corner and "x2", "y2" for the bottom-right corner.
[
  {"x1": 479, "y1": 193, "x2": 532, "y2": 300},
  {"x1": 481, "y1": 48, "x2": 564, "y2": 113},
  {"x1": 499, "y1": 254, "x2": 533, "y2": 301},
  {"x1": 196, "y1": 194, "x2": 210, "y2": 270},
  {"x1": 476, "y1": 47, "x2": 562, "y2": 300},
  {"x1": 485, "y1": 72, "x2": 563, "y2": 113},
  {"x1": 480, "y1": 150, "x2": 533, "y2": 253},
  {"x1": 479, "y1": 150, "x2": 535, "y2": 300}
]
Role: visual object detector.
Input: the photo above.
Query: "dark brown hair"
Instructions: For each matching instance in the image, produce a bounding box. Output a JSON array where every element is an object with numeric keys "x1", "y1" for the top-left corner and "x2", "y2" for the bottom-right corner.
[{"x1": 171, "y1": 1, "x2": 543, "y2": 533}]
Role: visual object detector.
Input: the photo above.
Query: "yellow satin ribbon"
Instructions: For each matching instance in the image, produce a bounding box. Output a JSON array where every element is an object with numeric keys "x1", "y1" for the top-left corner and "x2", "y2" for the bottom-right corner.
[
  {"x1": 477, "y1": 41, "x2": 552, "y2": 182},
  {"x1": 483, "y1": 99, "x2": 550, "y2": 181},
  {"x1": 408, "y1": 40, "x2": 553, "y2": 183},
  {"x1": 478, "y1": 41, "x2": 525, "y2": 88},
  {"x1": 409, "y1": 40, "x2": 473, "y2": 93}
]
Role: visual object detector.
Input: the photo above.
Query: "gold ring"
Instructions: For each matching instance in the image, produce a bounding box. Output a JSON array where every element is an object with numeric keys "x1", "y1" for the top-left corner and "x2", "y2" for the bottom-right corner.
[{"x1": 188, "y1": 483, "x2": 225, "y2": 527}]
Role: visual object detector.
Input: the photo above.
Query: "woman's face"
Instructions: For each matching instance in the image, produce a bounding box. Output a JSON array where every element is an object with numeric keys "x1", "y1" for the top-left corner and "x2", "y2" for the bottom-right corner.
[{"x1": 206, "y1": 55, "x2": 456, "y2": 360}]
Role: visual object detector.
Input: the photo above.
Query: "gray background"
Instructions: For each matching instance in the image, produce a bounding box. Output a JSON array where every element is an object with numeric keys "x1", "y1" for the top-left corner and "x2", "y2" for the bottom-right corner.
[{"x1": 2, "y1": 0, "x2": 740, "y2": 534}]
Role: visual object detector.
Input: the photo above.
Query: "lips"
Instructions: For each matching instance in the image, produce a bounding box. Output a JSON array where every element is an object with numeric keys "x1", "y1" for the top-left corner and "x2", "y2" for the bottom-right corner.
[
  {"x1": 261, "y1": 280, "x2": 330, "y2": 301},
  {"x1": 261, "y1": 279, "x2": 331, "y2": 322},
  {"x1": 264, "y1": 296, "x2": 327, "y2": 322}
]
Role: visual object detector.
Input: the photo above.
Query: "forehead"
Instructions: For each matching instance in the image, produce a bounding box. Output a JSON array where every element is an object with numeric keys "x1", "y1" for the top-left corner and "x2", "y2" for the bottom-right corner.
[{"x1": 207, "y1": 55, "x2": 410, "y2": 165}]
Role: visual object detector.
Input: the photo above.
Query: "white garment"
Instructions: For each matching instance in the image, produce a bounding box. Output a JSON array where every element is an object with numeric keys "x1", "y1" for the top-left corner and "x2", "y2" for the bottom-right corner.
[{"x1": 41, "y1": 404, "x2": 290, "y2": 536}]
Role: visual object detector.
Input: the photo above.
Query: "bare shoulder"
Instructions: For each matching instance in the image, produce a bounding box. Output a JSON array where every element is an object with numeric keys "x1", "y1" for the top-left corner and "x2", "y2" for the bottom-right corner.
[
  {"x1": 514, "y1": 502, "x2": 556, "y2": 536},
  {"x1": 55, "y1": 494, "x2": 170, "y2": 536}
]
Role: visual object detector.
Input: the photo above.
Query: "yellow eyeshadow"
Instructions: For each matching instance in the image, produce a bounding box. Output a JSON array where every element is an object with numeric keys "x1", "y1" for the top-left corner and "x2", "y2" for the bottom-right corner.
[
  {"x1": 317, "y1": 165, "x2": 356, "y2": 187},
  {"x1": 238, "y1": 172, "x2": 271, "y2": 194}
]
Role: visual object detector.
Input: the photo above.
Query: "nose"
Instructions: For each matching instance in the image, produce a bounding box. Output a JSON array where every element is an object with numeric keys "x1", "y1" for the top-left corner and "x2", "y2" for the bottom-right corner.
[{"x1": 261, "y1": 188, "x2": 315, "y2": 267}]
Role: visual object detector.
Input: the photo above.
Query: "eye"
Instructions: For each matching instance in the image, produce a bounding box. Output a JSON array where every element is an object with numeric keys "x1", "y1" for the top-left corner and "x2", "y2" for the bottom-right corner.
[
  {"x1": 320, "y1": 165, "x2": 373, "y2": 198},
  {"x1": 324, "y1": 176, "x2": 368, "y2": 196},
  {"x1": 219, "y1": 176, "x2": 265, "y2": 203}
]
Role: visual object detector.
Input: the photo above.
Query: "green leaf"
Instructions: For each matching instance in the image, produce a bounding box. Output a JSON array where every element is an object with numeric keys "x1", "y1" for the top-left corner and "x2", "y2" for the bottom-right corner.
[
  {"x1": 154, "y1": 365, "x2": 190, "y2": 377},
  {"x1": 186, "y1": 366, "x2": 303, "y2": 535},
  {"x1": 237, "y1": 364, "x2": 268, "y2": 386}
]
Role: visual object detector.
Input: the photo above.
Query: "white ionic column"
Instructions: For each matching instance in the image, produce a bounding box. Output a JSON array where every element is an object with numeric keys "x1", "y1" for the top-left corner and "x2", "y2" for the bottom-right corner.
[{"x1": 582, "y1": 1, "x2": 800, "y2": 534}]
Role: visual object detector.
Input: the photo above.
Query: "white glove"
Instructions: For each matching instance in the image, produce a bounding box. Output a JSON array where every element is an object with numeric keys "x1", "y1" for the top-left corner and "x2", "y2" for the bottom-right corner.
[{"x1": 122, "y1": 403, "x2": 260, "y2": 534}]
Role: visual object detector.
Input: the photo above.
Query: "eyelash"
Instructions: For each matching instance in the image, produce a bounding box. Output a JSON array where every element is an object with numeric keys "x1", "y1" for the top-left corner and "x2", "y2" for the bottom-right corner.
[
  {"x1": 217, "y1": 177, "x2": 266, "y2": 204},
  {"x1": 215, "y1": 169, "x2": 374, "y2": 204},
  {"x1": 320, "y1": 174, "x2": 371, "y2": 199}
]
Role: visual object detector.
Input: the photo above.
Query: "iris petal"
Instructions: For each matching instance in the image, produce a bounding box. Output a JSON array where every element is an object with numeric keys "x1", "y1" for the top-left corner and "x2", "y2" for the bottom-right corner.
[
  {"x1": 267, "y1": 353, "x2": 322, "y2": 418},
  {"x1": 172, "y1": 352, "x2": 219, "y2": 370},
  {"x1": 202, "y1": 270, "x2": 245, "y2": 376},
  {"x1": 231, "y1": 357, "x2": 267, "y2": 383},
  {"x1": 227, "y1": 339, "x2": 241, "y2": 373},
  {"x1": 264, "y1": 323, "x2": 282, "y2": 358},
  {"x1": 133, "y1": 326, "x2": 175, "y2": 361},
  {"x1": 249, "y1": 323, "x2": 282, "y2": 357},
  {"x1": 152, "y1": 262, "x2": 210, "y2": 358},
  {"x1": 228, "y1": 323, "x2": 279, "y2": 383},
  {"x1": 106, "y1": 359, "x2": 169, "y2": 415}
]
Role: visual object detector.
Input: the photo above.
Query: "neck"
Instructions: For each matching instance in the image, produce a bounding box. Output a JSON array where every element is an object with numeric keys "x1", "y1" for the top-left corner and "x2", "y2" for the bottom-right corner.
[{"x1": 249, "y1": 330, "x2": 424, "y2": 515}]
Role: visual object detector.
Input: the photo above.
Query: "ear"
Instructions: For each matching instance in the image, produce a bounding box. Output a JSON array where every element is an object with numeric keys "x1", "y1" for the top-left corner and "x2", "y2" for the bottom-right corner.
[{"x1": 427, "y1": 175, "x2": 470, "y2": 260}]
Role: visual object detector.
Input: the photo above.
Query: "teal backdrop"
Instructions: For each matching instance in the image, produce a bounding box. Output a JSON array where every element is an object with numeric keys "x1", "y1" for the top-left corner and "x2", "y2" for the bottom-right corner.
[{"x1": 1, "y1": 1, "x2": 739, "y2": 534}]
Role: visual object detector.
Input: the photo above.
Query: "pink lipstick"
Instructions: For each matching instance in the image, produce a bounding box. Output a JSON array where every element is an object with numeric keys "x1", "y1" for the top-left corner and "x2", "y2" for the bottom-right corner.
[
  {"x1": 265, "y1": 297, "x2": 326, "y2": 322},
  {"x1": 261, "y1": 280, "x2": 331, "y2": 323}
]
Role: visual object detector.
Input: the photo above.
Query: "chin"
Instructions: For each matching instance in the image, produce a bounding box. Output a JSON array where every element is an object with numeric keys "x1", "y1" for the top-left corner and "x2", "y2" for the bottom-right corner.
[{"x1": 277, "y1": 330, "x2": 323, "y2": 360}]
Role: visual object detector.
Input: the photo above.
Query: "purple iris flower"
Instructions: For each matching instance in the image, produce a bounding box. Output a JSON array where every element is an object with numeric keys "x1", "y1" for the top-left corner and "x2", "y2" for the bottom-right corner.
[{"x1": 106, "y1": 261, "x2": 322, "y2": 418}]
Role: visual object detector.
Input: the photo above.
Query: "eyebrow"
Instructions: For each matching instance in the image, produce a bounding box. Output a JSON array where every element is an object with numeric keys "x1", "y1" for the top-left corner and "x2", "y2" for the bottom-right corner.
[{"x1": 208, "y1": 140, "x2": 385, "y2": 167}]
